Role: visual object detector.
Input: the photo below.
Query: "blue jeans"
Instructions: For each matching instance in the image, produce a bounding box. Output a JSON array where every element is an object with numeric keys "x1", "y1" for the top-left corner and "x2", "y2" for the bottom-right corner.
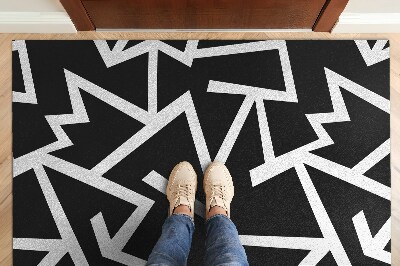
[{"x1": 146, "y1": 214, "x2": 249, "y2": 266}]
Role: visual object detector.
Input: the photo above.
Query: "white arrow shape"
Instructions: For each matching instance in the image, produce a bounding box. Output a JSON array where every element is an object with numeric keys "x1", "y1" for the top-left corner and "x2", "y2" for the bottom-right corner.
[
  {"x1": 32, "y1": 165, "x2": 89, "y2": 265},
  {"x1": 206, "y1": 40, "x2": 297, "y2": 163},
  {"x1": 91, "y1": 209, "x2": 149, "y2": 266},
  {"x1": 35, "y1": 153, "x2": 154, "y2": 265},
  {"x1": 13, "y1": 238, "x2": 68, "y2": 266},
  {"x1": 239, "y1": 235, "x2": 330, "y2": 266},
  {"x1": 295, "y1": 164, "x2": 351, "y2": 264},
  {"x1": 353, "y1": 211, "x2": 391, "y2": 264},
  {"x1": 94, "y1": 40, "x2": 198, "y2": 67},
  {"x1": 355, "y1": 40, "x2": 389, "y2": 66}
]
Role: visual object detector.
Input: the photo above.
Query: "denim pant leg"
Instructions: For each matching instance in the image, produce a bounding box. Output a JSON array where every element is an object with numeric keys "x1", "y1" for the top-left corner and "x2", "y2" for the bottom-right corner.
[
  {"x1": 146, "y1": 214, "x2": 194, "y2": 266},
  {"x1": 204, "y1": 214, "x2": 249, "y2": 266}
]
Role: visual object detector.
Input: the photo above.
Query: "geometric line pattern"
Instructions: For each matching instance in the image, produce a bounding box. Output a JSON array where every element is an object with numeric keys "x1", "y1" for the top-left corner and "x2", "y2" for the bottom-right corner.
[
  {"x1": 12, "y1": 40, "x2": 37, "y2": 104},
  {"x1": 355, "y1": 40, "x2": 390, "y2": 66},
  {"x1": 13, "y1": 40, "x2": 391, "y2": 265}
]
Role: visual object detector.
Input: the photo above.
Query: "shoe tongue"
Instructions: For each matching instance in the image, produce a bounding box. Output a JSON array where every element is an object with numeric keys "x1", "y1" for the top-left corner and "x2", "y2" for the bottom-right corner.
[
  {"x1": 210, "y1": 197, "x2": 226, "y2": 211},
  {"x1": 175, "y1": 196, "x2": 191, "y2": 210}
]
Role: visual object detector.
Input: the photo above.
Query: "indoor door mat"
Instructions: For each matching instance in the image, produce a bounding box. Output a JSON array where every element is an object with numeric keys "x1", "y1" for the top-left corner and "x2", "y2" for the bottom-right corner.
[{"x1": 12, "y1": 40, "x2": 391, "y2": 265}]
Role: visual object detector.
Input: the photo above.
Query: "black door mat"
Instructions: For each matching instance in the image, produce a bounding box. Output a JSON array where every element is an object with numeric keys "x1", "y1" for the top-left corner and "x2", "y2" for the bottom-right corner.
[{"x1": 12, "y1": 40, "x2": 391, "y2": 265}]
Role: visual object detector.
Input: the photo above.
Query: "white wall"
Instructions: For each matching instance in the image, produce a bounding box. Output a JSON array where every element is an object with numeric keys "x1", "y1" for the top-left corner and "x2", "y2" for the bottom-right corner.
[
  {"x1": 333, "y1": 0, "x2": 400, "y2": 33},
  {"x1": 0, "y1": 0, "x2": 66, "y2": 12},
  {"x1": 0, "y1": 0, "x2": 76, "y2": 33},
  {"x1": 341, "y1": 0, "x2": 400, "y2": 13}
]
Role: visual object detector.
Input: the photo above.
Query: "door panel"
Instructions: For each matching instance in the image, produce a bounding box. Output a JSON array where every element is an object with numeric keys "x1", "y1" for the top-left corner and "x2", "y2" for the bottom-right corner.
[{"x1": 82, "y1": 0, "x2": 326, "y2": 29}]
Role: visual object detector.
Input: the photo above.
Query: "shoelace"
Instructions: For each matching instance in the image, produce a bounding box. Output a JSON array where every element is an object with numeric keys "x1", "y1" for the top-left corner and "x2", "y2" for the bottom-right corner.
[
  {"x1": 210, "y1": 185, "x2": 226, "y2": 201},
  {"x1": 174, "y1": 184, "x2": 192, "y2": 200}
]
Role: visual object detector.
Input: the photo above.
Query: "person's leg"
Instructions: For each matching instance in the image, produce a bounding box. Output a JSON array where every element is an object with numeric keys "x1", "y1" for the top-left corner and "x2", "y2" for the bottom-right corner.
[
  {"x1": 146, "y1": 162, "x2": 197, "y2": 266},
  {"x1": 146, "y1": 212, "x2": 194, "y2": 265},
  {"x1": 203, "y1": 162, "x2": 249, "y2": 266},
  {"x1": 205, "y1": 210, "x2": 249, "y2": 266}
]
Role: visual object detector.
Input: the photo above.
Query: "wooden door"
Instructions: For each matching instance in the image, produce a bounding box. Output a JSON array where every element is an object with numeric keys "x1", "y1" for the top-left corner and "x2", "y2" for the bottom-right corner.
[{"x1": 60, "y1": 0, "x2": 349, "y2": 32}]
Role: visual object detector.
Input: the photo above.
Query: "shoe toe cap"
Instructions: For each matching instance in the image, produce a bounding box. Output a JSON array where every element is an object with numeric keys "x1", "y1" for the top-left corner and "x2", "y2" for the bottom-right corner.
[{"x1": 174, "y1": 161, "x2": 197, "y2": 180}]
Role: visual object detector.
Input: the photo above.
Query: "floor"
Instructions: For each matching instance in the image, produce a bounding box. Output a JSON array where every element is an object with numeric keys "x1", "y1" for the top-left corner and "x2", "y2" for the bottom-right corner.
[{"x1": 0, "y1": 32, "x2": 399, "y2": 265}]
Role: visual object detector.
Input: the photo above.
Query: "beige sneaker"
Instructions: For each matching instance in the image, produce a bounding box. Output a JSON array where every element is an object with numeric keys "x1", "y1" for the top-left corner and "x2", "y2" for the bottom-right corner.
[
  {"x1": 204, "y1": 161, "x2": 234, "y2": 218},
  {"x1": 166, "y1": 161, "x2": 197, "y2": 218}
]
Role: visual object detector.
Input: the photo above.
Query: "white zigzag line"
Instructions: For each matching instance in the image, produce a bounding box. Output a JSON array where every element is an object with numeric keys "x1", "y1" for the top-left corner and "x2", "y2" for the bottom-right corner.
[
  {"x1": 15, "y1": 40, "x2": 201, "y2": 175},
  {"x1": 12, "y1": 68, "x2": 157, "y2": 263},
  {"x1": 13, "y1": 69, "x2": 151, "y2": 177},
  {"x1": 305, "y1": 67, "x2": 388, "y2": 151},
  {"x1": 45, "y1": 69, "x2": 151, "y2": 148},
  {"x1": 44, "y1": 70, "x2": 90, "y2": 149},
  {"x1": 244, "y1": 67, "x2": 390, "y2": 265},
  {"x1": 250, "y1": 68, "x2": 390, "y2": 200},
  {"x1": 13, "y1": 51, "x2": 208, "y2": 265}
]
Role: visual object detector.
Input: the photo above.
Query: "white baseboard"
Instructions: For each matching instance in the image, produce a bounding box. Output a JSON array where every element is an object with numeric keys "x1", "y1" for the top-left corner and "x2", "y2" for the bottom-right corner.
[
  {"x1": 333, "y1": 12, "x2": 400, "y2": 33},
  {"x1": 0, "y1": 12, "x2": 76, "y2": 33},
  {"x1": 1, "y1": 11, "x2": 399, "y2": 34}
]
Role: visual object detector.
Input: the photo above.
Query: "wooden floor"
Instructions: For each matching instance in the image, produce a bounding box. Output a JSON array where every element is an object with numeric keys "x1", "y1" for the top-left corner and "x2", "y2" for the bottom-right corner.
[{"x1": 0, "y1": 32, "x2": 399, "y2": 265}]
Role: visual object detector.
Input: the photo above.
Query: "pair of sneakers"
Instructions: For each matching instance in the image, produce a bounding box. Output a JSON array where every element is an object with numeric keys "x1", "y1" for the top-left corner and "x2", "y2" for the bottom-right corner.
[{"x1": 166, "y1": 161, "x2": 234, "y2": 219}]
